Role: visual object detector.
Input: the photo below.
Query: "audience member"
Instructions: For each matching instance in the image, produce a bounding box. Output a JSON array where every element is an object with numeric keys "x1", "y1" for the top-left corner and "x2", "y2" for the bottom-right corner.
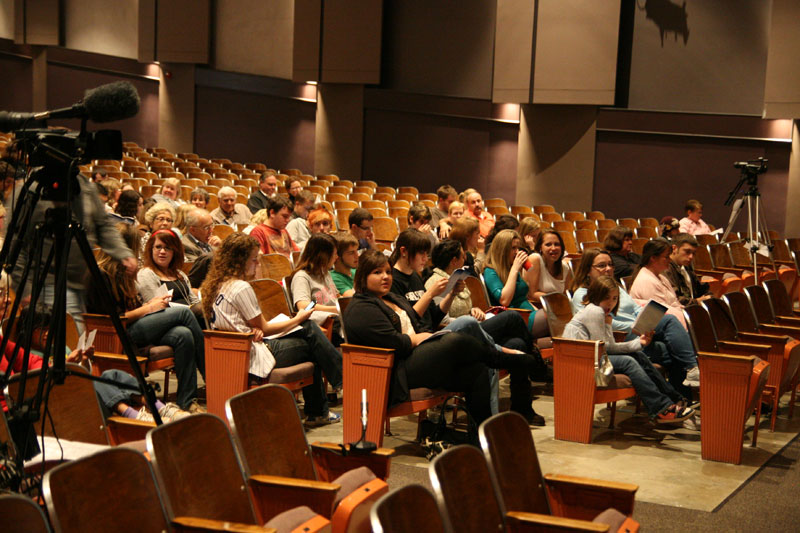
[
  {"x1": 485, "y1": 214, "x2": 520, "y2": 257},
  {"x1": 150, "y1": 177, "x2": 184, "y2": 209},
  {"x1": 242, "y1": 209, "x2": 268, "y2": 235},
  {"x1": 526, "y1": 229, "x2": 573, "y2": 303},
  {"x1": 137, "y1": 229, "x2": 201, "y2": 316},
  {"x1": 629, "y1": 239, "x2": 688, "y2": 328},
  {"x1": 518, "y1": 217, "x2": 542, "y2": 253},
  {"x1": 142, "y1": 202, "x2": 177, "y2": 253},
  {"x1": 343, "y1": 249, "x2": 493, "y2": 424},
  {"x1": 100, "y1": 178, "x2": 121, "y2": 212},
  {"x1": 211, "y1": 186, "x2": 252, "y2": 226},
  {"x1": 426, "y1": 239, "x2": 480, "y2": 321},
  {"x1": 431, "y1": 185, "x2": 458, "y2": 231},
  {"x1": 290, "y1": 233, "x2": 342, "y2": 339},
  {"x1": 331, "y1": 232, "x2": 359, "y2": 297},
  {"x1": 679, "y1": 199, "x2": 712, "y2": 235},
  {"x1": 438, "y1": 200, "x2": 464, "y2": 239},
  {"x1": 605, "y1": 226, "x2": 641, "y2": 281},
  {"x1": 462, "y1": 188, "x2": 494, "y2": 238},
  {"x1": 201, "y1": 233, "x2": 342, "y2": 426},
  {"x1": 249, "y1": 195, "x2": 298, "y2": 257},
  {"x1": 174, "y1": 204, "x2": 195, "y2": 232},
  {"x1": 664, "y1": 233, "x2": 712, "y2": 306},
  {"x1": 349, "y1": 208, "x2": 375, "y2": 251},
  {"x1": 407, "y1": 203, "x2": 438, "y2": 246},
  {"x1": 190, "y1": 188, "x2": 210, "y2": 210},
  {"x1": 182, "y1": 208, "x2": 221, "y2": 262},
  {"x1": 660, "y1": 216, "x2": 681, "y2": 239},
  {"x1": 570, "y1": 248, "x2": 700, "y2": 394},
  {"x1": 562, "y1": 275, "x2": 694, "y2": 424},
  {"x1": 483, "y1": 229, "x2": 548, "y2": 336},
  {"x1": 247, "y1": 171, "x2": 279, "y2": 214},
  {"x1": 307, "y1": 207, "x2": 334, "y2": 235},
  {"x1": 109, "y1": 190, "x2": 143, "y2": 225},
  {"x1": 286, "y1": 190, "x2": 315, "y2": 249},
  {"x1": 449, "y1": 217, "x2": 485, "y2": 275},
  {"x1": 286, "y1": 178, "x2": 303, "y2": 207},
  {"x1": 91, "y1": 168, "x2": 108, "y2": 183},
  {"x1": 87, "y1": 223, "x2": 206, "y2": 413}
]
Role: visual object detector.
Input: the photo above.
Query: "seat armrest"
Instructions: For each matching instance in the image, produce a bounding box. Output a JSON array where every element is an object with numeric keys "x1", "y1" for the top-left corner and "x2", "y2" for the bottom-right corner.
[
  {"x1": 505, "y1": 511, "x2": 609, "y2": 532},
  {"x1": 775, "y1": 315, "x2": 800, "y2": 327},
  {"x1": 105, "y1": 416, "x2": 153, "y2": 445},
  {"x1": 544, "y1": 474, "x2": 637, "y2": 518},
  {"x1": 171, "y1": 517, "x2": 274, "y2": 532},
  {"x1": 737, "y1": 332, "x2": 790, "y2": 348},
  {"x1": 340, "y1": 343, "x2": 394, "y2": 355},
  {"x1": 717, "y1": 341, "x2": 772, "y2": 357},
  {"x1": 310, "y1": 441, "x2": 394, "y2": 482},
  {"x1": 249, "y1": 474, "x2": 339, "y2": 520}
]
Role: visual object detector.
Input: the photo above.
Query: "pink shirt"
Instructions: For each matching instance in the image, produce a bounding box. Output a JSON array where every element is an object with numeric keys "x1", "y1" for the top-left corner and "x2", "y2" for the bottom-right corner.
[
  {"x1": 628, "y1": 267, "x2": 687, "y2": 328},
  {"x1": 679, "y1": 217, "x2": 712, "y2": 235}
]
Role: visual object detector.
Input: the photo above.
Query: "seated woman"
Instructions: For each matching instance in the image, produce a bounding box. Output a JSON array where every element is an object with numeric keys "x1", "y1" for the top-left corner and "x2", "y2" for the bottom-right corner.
[
  {"x1": 484, "y1": 230, "x2": 549, "y2": 337},
  {"x1": 448, "y1": 217, "x2": 485, "y2": 275},
  {"x1": 679, "y1": 199, "x2": 712, "y2": 235},
  {"x1": 150, "y1": 177, "x2": 184, "y2": 209},
  {"x1": 108, "y1": 190, "x2": 143, "y2": 225},
  {"x1": 425, "y1": 239, "x2": 478, "y2": 321},
  {"x1": 604, "y1": 226, "x2": 640, "y2": 281},
  {"x1": 174, "y1": 204, "x2": 195, "y2": 233},
  {"x1": 343, "y1": 249, "x2": 493, "y2": 424},
  {"x1": 563, "y1": 275, "x2": 694, "y2": 424},
  {"x1": 201, "y1": 233, "x2": 343, "y2": 426},
  {"x1": 242, "y1": 208, "x2": 268, "y2": 235},
  {"x1": 141, "y1": 202, "x2": 176, "y2": 255},
  {"x1": 659, "y1": 216, "x2": 681, "y2": 239},
  {"x1": 290, "y1": 233, "x2": 343, "y2": 343},
  {"x1": 526, "y1": 229, "x2": 573, "y2": 304},
  {"x1": 570, "y1": 249, "x2": 700, "y2": 393},
  {"x1": 392, "y1": 229, "x2": 545, "y2": 424},
  {"x1": 137, "y1": 229, "x2": 202, "y2": 323},
  {"x1": 484, "y1": 214, "x2": 519, "y2": 258},
  {"x1": 518, "y1": 217, "x2": 542, "y2": 254},
  {"x1": 437, "y1": 200, "x2": 464, "y2": 239},
  {"x1": 190, "y1": 187, "x2": 210, "y2": 210},
  {"x1": 87, "y1": 223, "x2": 206, "y2": 414},
  {"x1": 629, "y1": 239, "x2": 687, "y2": 328}
]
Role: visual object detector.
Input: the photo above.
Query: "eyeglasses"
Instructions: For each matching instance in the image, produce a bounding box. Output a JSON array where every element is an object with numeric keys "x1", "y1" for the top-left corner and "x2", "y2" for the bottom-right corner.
[
  {"x1": 592, "y1": 262, "x2": 613, "y2": 270},
  {"x1": 155, "y1": 217, "x2": 173, "y2": 223},
  {"x1": 154, "y1": 244, "x2": 173, "y2": 252},
  {"x1": 358, "y1": 225, "x2": 372, "y2": 231},
  {"x1": 197, "y1": 224, "x2": 213, "y2": 230}
]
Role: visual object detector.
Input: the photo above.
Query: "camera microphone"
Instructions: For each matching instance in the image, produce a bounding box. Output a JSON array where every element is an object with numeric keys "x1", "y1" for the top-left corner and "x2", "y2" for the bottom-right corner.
[{"x1": 0, "y1": 81, "x2": 140, "y2": 132}]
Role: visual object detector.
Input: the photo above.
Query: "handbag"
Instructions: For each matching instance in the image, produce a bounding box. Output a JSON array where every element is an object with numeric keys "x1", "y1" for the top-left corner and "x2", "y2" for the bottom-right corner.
[
  {"x1": 419, "y1": 395, "x2": 479, "y2": 461},
  {"x1": 593, "y1": 340, "x2": 614, "y2": 387}
]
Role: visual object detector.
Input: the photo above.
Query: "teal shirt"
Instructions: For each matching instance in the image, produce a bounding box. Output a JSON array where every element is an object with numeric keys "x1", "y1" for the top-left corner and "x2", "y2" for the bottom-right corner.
[
  {"x1": 483, "y1": 266, "x2": 537, "y2": 328},
  {"x1": 330, "y1": 268, "x2": 356, "y2": 294}
]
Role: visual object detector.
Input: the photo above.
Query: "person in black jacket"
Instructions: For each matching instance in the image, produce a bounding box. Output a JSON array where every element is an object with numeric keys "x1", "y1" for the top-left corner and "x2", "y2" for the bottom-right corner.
[
  {"x1": 604, "y1": 225, "x2": 641, "y2": 281},
  {"x1": 343, "y1": 249, "x2": 492, "y2": 424}
]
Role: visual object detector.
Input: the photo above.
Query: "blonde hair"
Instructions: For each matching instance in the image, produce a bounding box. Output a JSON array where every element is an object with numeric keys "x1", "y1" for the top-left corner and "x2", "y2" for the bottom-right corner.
[
  {"x1": 448, "y1": 201, "x2": 464, "y2": 215},
  {"x1": 485, "y1": 229, "x2": 522, "y2": 283},
  {"x1": 163, "y1": 177, "x2": 181, "y2": 189},
  {"x1": 174, "y1": 203, "x2": 195, "y2": 231},
  {"x1": 250, "y1": 208, "x2": 270, "y2": 226},
  {"x1": 144, "y1": 202, "x2": 176, "y2": 226},
  {"x1": 459, "y1": 188, "x2": 478, "y2": 203},
  {"x1": 519, "y1": 217, "x2": 541, "y2": 239}
]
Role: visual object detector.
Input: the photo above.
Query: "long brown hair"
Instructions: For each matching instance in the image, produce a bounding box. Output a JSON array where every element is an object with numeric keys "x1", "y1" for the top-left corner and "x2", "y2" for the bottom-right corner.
[
  {"x1": 292, "y1": 233, "x2": 336, "y2": 279},
  {"x1": 582, "y1": 275, "x2": 621, "y2": 315},
  {"x1": 200, "y1": 233, "x2": 259, "y2": 318},
  {"x1": 570, "y1": 248, "x2": 613, "y2": 292},
  {"x1": 96, "y1": 223, "x2": 141, "y2": 310},
  {"x1": 354, "y1": 249, "x2": 390, "y2": 294},
  {"x1": 143, "y1": 229, "x2": 185, "y2": 278},
  {"x1": 485, "y1": 229, "x2": 522, "y2": 283},
  {"x1": 533, "y1": 229, "x2": 566, "y2": 277}
]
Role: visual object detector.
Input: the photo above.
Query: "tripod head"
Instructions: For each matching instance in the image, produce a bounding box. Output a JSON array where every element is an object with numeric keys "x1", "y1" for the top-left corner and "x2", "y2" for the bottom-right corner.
[{"x1": 725, "y1": 157, "x2": 768, "y2": 206}]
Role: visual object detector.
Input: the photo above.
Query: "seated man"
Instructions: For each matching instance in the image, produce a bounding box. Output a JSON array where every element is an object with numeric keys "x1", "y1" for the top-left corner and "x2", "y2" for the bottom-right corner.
[
  {"x1": 182, "y1": 208, "x2": 222, "y2": 262},
  {"x1": 211, "y1": 186, "x2": 252, "y2": 226},
  {"x1": 249, "y1": 195, "x2": 298, "y2": 258},
  {"x1": 679, "y1": 199, "x2": 712, "y2": 235},
  {"x1": 330, "y1": 232, "x2": 359, "y2": 297},
  {"x1": 663, "y1": 233, "x2": 714, "y2": 306},
  {"x1": 247, "y1": 171, "x2": 278, "y2": 214},
  {"x1": 431, "y1": 184, "x2": 457, "y2": 234},
  {"x1": 462, "y1": 188, "x2": 494, "y2": 238},
  {"x1": 348, "y1": 208, "x2": 375, "y2": 251},
  {"x1": 285, "y1": 190, "x2": 315, "y2": 249}
]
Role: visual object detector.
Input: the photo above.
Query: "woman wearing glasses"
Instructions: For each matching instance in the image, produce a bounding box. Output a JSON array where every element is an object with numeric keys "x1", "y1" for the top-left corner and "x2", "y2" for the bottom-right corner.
[
  {"x1": 570, "y1": 249, "x2": 700, "y2": 393},
  {"x1": 140, "y1": 202, "x2": 176, "y2": 259}
]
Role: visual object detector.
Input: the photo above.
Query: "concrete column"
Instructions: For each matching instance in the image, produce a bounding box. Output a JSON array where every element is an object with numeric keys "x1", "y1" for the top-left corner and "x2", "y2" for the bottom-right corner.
[
  {"x1": 785, "y1": 120, "x2": 800, "y2": 236},
  {"x1": 158, "y1": 63, "x2": 195, "y2": 153},
  {"x1": 314, "y1": 83, "x2": 363, "y2": 178},
  {"x1": 515, "y1": 104, "x2": 597, "y2": 211}
]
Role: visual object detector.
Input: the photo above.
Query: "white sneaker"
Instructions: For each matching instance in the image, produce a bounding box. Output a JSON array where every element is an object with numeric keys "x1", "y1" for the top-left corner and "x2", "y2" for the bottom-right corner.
[
  {"x1": 159, "y1": 402, "x2": 191, "y2": 422},
  {"x1": 683, "y1": 366, "x2": 700, "y2": 387},
  {"x1": 135, "y1": 406, "x2": 155, "y2": 423}
]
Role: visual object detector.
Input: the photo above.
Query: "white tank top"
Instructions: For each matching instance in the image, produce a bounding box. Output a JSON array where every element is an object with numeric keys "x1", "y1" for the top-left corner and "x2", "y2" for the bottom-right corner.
[{"x1": 534, "y1": 253, "x2": 572, "y2": 294}]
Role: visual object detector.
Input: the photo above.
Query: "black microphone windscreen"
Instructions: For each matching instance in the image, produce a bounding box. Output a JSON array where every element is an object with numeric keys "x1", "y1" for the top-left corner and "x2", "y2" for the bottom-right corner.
[{"x1": 83, "y1": 81, "x2": 141, "y2": 123}]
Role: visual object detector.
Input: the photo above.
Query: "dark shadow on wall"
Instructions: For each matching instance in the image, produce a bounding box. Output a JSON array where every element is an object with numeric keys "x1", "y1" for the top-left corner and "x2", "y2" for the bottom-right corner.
[{"x1": 640, "y1": 0, "x2": 689, "y2": 46}]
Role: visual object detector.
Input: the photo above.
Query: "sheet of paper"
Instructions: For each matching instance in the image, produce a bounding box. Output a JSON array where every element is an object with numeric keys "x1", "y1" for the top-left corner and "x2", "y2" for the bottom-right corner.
[
  {"x1": 441, "y1": 267, "x2": 473, "y2": 298},
  {"x1": 417, "y1": 329, "x2": 452, "y2": 345},
  {"x1": 632, "y1": 300, "x2": 668, "y2": 335},
  {"x1": 76, "y1": 330, "x2": 87, "y2": 352},
  {"x1": 86, "y1": 329, "x2": 96, "y2": 350},
  {"x1": 266, "y1": 313, "x2": 303, "y2": 339}
]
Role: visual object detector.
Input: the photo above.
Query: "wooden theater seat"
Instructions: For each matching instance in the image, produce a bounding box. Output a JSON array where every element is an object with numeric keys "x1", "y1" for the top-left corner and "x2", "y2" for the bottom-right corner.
[
  {"x1": 682, "y1": 305, "x2": 771, "y2": 463},
  {"x1": 0, "y1": 494, "x2": 51, "y2": 533},
  {"x1": 551, "y1": 338, "x2": 636, "y2": 444},
  {"x1": 370, "y1": 485, "x2": 447, "y2": 533},
  {"x1": 226, "y1": 385, "x2": 391, "y2": 533},
  {"x1": 203, "y1": 330, "x2": 314, "y2": 418},
  {"x1": 480, "y1": 411, "x2": 640, "y2": 532},
  {"x1": 147, "y1": 415, "x2": 328, "y2": 532}
]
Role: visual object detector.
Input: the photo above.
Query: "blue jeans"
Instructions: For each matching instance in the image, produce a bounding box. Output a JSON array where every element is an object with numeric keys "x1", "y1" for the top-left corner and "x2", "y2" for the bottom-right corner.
[
  {"x1": 265, "y1": 335, "x2": 328, "y2": 417},
  {"x1": 631, "y1": 314, "x2": 697, "y2": 398},
  {"x1": 609, "y1": 351, "x2": 682, "y2": 417},
  {"x1": 94, "y1": 369, "x2": 141, "y2": 413},
  {"x1": 127, "y1": 306, "x2": 205, "y2": 409},
  {"x1": 277, "y1": 320, "x2": 342, "y2": 389}
]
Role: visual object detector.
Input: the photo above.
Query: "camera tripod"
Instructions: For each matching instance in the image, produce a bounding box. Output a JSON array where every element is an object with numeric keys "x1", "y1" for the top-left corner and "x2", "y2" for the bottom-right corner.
[{"x1": 0, "y1": 142, "x2": 162, "y2": 481}]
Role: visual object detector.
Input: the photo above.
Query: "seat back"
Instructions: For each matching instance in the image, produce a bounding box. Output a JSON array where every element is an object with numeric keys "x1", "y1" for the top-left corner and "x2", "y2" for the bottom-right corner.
[
  {"x1": 226, "y1": 384, "x2": 317, "y2": 480},
  {"x1": 370, "y1": 485, "x2": 447, "y2": 533},
  {"x1": 540, "y1": 292, "x2": 574, "y2": 338},
  {"x1": 250, "y1": 278, "x2": 293, "y2": 320},
  {"x1": 43, "y1": 448, "x2": 169, "y2": 533},
  {"x1": 373, "y1": 216, "x2": 399, "y2": 243},
  {"x1": 464, "y1": 275, "x2": 491, "y2": 311},
  {"x1": 682, "y1": 304, "x2": 719, "y2": 352},
  {"x1": 478, "y1": 412, "x2": 550, "y2": 516},
  {"x1": 259, "y1": 253, "x2": 293, "y2": 281},
  {"x1": 0, "y1": 494, "x2": 50, "y2": 533},
  {"x1": 429, "y1": 445, "x2": 505, "y2": 532},
  {"x1": 744, "y1": 285, "x2": 776, "y2": 324},
  {"x1": 7, "y1": 364, "x2": 109, "y2": 445},
  {"x1": 702, "y1": 298, "x2": 739, "y2": 342},
  {"x1": 692, "y1": 244, "x2": 714, "y2": 270},
  {"x1": 147, "y1": 413, "x2": 257, "y2": 524},
  {"x1": 763, "y1": 279, "x2": 793, "y2": 316},
  {"x1": 722, "y1": 292, "x2": 760, "y2": 332},
  {"x1": 709, "y1": 243, "x2": 734, "y2": 268}
]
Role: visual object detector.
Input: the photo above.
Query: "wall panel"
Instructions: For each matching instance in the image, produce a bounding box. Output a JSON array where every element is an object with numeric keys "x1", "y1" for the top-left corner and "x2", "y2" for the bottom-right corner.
[
  {"x1": 0, "y1": 52, "x2": 33, "y2": 114},
  {"x1": 63, "y1": 0, "x2": 138, "y2": 59}
]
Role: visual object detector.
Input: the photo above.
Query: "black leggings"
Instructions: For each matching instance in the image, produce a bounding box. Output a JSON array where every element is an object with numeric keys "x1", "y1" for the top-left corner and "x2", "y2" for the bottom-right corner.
[{"x1": 403, "y1": 332, "x2": 492, "y2": 424}]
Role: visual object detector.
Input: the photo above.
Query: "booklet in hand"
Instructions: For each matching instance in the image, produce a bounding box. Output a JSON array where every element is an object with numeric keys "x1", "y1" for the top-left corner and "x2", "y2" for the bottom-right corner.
[
  {"x1": 441, "y1": 267, "x2": 474, "y2": 298},
  {"x1": 631, "y1": 300, "x2": 667, "y2": 335},
  {"x1": 76, "y1": 329, "x2": 97, "y2": 352}
]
